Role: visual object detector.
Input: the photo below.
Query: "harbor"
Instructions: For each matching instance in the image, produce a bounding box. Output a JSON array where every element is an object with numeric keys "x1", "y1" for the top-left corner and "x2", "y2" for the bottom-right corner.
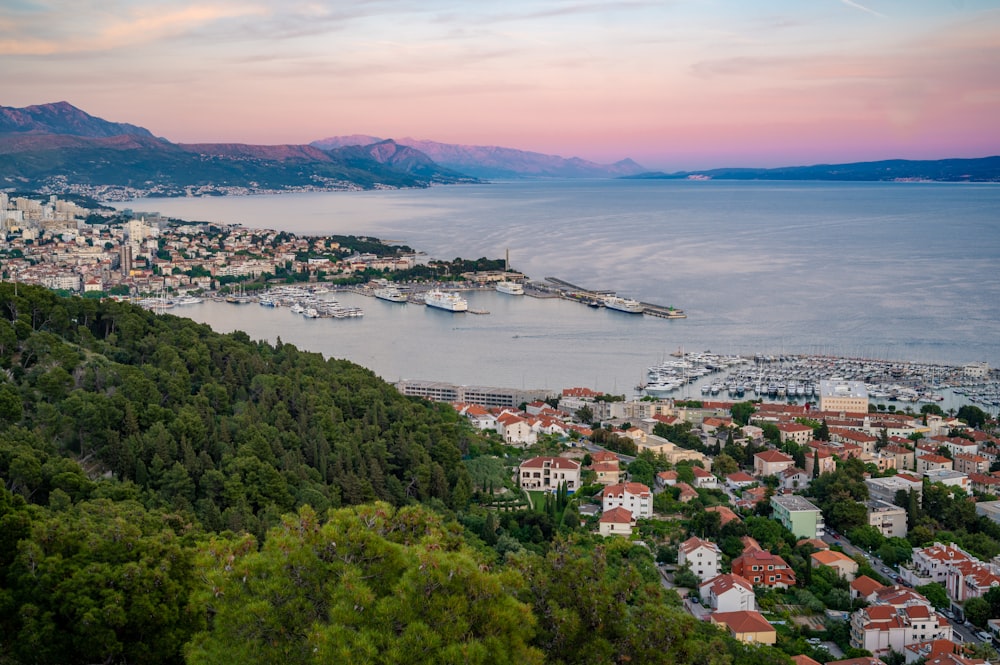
[{"x1": 538, "y1": 277, "x2": 687, "y2": 318}]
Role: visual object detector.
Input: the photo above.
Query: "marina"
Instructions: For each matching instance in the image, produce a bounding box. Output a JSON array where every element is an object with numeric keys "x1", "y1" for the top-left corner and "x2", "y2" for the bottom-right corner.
[{"x1": 540, "y1": 277, "x2": 686, "y2": 319}]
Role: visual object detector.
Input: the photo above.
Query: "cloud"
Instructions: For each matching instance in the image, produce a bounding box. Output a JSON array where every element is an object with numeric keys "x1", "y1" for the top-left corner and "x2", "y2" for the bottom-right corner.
[
  {"x1": 0, "y1": 1, "x2": 267, "y2": 55},
  {"x1": 839, "y1": 0, "x2": 887, "y2": 19}
]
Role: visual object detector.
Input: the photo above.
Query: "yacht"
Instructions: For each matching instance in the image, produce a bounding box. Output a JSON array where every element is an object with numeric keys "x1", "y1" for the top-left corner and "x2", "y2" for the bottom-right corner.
[
  {"x1": 495, "y1": 280, "x2": 524, "y2": 296},
  {"x1": 424, "y1": 289, "x2": 468, "y2": 312},
  {"x1": 603, "y1": 296, "x2": 643, "y2": 314},
  {"x1": 374, "y1": 284, "x2": 407, "y2": 302},
  {"x1": 173, "y1": 295, "x2": 203, "y2": 306}
]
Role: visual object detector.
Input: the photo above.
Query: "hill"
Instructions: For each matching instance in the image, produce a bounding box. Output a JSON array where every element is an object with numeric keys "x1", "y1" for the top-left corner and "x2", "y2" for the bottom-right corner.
[
  {"x1": 0, "y1": 102, "x2": 476, "y2": 195},
  {"x1": 624, "y1": 156, "x2": 1000, "y2": 183},
  {"x1": 0, "y1": 284, "x2": 794, "y2": 665},
  {"x1": 312, "y1": 135, "x2": 648, "y2": 179}
]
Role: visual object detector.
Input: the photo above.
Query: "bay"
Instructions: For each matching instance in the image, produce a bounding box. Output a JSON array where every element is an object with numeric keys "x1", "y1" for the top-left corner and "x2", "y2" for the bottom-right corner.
[{"x1": 124, "y1": 180, "x2": 1000, "y2": 397}]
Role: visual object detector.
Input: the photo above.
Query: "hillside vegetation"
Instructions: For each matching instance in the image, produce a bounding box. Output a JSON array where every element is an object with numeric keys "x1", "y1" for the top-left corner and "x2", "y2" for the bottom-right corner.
[{"x1": 0, "y1": 285, "x2": 789, "y2": 664}]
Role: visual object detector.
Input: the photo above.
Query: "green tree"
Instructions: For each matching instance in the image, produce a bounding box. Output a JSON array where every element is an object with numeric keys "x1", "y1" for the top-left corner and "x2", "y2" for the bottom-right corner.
[
  {"x1": 915, "y1": 582, "x2": 949, "y2": 610},
  {"x1": 964, "y1": 596, "x2": 991, "y2": 627},
  {"x1": 730, "y1": 401, "x2": 756, "y2": 426},
  {"x1": 187, "y1": 503, "x2": 544, "y2": 665}
]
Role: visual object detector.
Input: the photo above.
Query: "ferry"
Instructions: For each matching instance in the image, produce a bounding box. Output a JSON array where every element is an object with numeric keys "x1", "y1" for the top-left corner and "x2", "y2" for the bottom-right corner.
[
  {"x1": 374, "y1": 284, "x2": 407, "y2": 303},
  {"x1": 424, "y1": 289, "x2": 468, "y2": 312},
  {"x1": 603, "y1": 295, "x2": 643, "y2": 314},
  {"x1": 495, "y1": 280, "x2": 524, "y2": 296}
]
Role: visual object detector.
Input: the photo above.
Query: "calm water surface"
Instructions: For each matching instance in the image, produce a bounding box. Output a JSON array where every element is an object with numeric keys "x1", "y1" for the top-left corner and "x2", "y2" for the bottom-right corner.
[{"x1": 126, "y1": 180, "x2": 1000, "y2": 394}]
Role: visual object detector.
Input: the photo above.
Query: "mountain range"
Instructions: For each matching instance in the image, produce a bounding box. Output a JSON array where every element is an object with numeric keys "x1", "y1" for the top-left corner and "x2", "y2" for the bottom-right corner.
[{"x1": 0, "y1": 102, "x2": 997, "y2": 197}]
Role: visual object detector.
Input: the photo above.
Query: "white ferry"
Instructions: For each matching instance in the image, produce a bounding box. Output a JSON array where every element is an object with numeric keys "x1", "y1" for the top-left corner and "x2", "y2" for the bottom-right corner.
[
  {"x1": 495, "y1": 280, "x2": 524, "y2": 296},
  {"x1": 424, "y1": 289, "x2": 468, "y2": 312},
  {"x1": 374, "y1": 284, "x2": 407, "y2": 302},
  {"x1": 603, "y1": 295, "x2": 643, "y2": 314}
]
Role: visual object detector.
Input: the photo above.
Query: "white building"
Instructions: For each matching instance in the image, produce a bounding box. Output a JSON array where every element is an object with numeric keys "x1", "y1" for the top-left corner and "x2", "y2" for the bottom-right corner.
[
  {"x1": 678, "y1": 536, "x2": 721, "y2": 582},
  {"x1": 518, "y1": 457, "x2": 581, "y2": 492},
  {"x1": 600, "y1": 482, "x2": 653, "y2": 519},
  {"x1": 700, "y1": 573, "x2": 757, "y2": 613}
]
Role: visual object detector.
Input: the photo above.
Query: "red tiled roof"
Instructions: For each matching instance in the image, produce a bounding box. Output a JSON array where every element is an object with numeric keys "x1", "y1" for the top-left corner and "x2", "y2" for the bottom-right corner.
[
  {"x1": 711, "y1": 610, "x2": 774, "y2": 635},
  {"x1": 598, "y1": 507, "x2": 634, "y2": 524}
]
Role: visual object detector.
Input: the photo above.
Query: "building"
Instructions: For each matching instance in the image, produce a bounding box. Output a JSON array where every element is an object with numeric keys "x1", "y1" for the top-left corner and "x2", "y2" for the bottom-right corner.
[
  {"x1": 691, "y1": 466, "x2": 719, "y2": 489},
  {"x1": 780, "y1": 467, "x2": 811, "y2": 492},
  {"x1": 518, "y1": 457, "x2": 581, "y2": 492},
  {"x1": 700, "y1": 573, "x2": 757, "y2": 613},
  {"x1": 771, "y1": 494, "x2": 825, "y2": 539},
  {"x1": 901, "y1": 542, "x2": 975, "y2": 587},
  {"x1": 775, "y1": 423, "x2": 814, "y2": 446},
  {"x1": 678, "y1": 536, "x2": 721, "y2": 582},
  {"x1": 918, "y1": 454, "x2": 954, "y2": 474},
  {"x1": 849, "y1": 591, "x2": 952, "y2": 655},
  {"x1": 867, "y1": 474, "x2": 924, "y2": 503},
  {"x1": 731, "y1": 549, "x2": 796, "y2": 589},
  {"x1": 944, "y1": 560, "x2": 1000, "y2": 603},
  {"x1": 395, "y1": 380, "x2": 550, "y2": 408},
  {"x1": 953, "y1": 453, "x2": 988, "y2": 476},
  {"x1": 600, "y1": 482, "x2": 653, "y2": 519},
  {"x1": 711, "y1": 611, "x2": 777, "y2": 645},
  {"x1": 598, "y1": 507, "x2": 635, "y2": 537},
  {"x1": 754, "y1": 449, "x2": 795, "y2": 478},
  {"x1": 923, "y1": 469, "x2": 969, "y2": 495},
  {"x1": 867, "y1": 499, "x2": 909, "y2": 538},
  {"x1": 819, "y1": 379, "x2": 869, "y2": 413},
  {"x1": 811, "y1": 550, "x2": 859, "y2": 580},
  {"x1": 851, "y1": 575, "x2": 888, "y2": 603},
  {"x1": 496, "y1": 412, "x2": 538, "y2": 446}
]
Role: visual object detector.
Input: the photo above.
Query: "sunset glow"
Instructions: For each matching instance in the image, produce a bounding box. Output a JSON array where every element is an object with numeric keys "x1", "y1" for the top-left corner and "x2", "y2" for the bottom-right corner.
[{"x1": 2, "y1": 0, "x2": 998, "y2": 170}]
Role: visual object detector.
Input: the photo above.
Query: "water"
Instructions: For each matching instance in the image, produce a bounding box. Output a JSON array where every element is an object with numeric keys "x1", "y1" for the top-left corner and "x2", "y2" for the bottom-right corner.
[{"x1": 125, "y1": 180, "x2": 1000, "y2": 395}]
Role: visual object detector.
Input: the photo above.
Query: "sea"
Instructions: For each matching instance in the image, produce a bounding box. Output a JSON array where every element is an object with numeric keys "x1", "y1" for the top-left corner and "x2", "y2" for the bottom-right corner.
[{"x1": 123, "y1": 179, "x2": 1000, "y2": 404}]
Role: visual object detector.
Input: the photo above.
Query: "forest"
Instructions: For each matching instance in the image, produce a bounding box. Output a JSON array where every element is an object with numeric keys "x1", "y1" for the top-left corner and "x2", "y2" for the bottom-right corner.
[{"x1": 0, "y1": 284, "x2": 791, "y2": 664}]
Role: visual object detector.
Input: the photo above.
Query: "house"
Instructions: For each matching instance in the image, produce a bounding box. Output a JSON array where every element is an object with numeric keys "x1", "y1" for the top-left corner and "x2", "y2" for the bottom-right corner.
[
  {"x1": 705, "y1": 505, "x2": 741, "y2": 526},
  {"x1": 797, "y1": 537, "x2": 829, "y2": 552},
  {"x1": 691, "y1": 466, "x2": 719, "y2": 489},
  {"x1": 969, "y1": 473, "x2": 1000, "y2": 495},
  {"x1": 598, "y1": 507, "x2": 635, "y2": 537},
  {"x1": 849, "y1": 595, "x2": 952, "y2": 655},
  {"x1": 731, "y1": 549, "x2": 796, "y2": 589},
  {"x1": 918, "y1": 454, "x2": 953, "y2": 474},
  {"x1": 754, "y1": 450, "x2": 795, "y2": 478},
  {"x1": 776, "y1": 422, "x2": 815, "y2": 446},
  {"x1": 792, "y1": 657, "x2": 823, "y2": 665},
  {"x1": 726, "y1": 472, "x2": 756, "y2": 491},
  {"x1": 518, "y1": 457, "x2": 581, "y2": 492},
  {"x1": 462, "y1": 404, "x2": 498, "y2": 431},
  {"x1": 600, "y1": 482, "x2": 653, "y2": 519},
  {"x1": 811, "y1": 550, "x2": 859, "y2": 580},
  {"x1": 901, "y1": 542, "x2": 975, "y2": 588},
  {"x1": 851, "y1": 575, "x2": 888, "y2": 603},
  {"x1": 735, "y1": 485, "x2": 768, "y2": 510},
  {"x1": 831, "y1": 428, "x2": 878, "y2": 455},
  {"x1": 903, "y1": 639, "x2": 982, "y2": 665},
  {"x1": 678, "y1": 536, "x2": 721, "y2": 582},
  {"x1": 944, "y1": 560, "x2": 1000, "y2": 603},
  {"x1": 953, "y1": 453, "x2": 988, "y2": 476},
  {"x1": 805, "y1": 448, "x2": 836, "y2": 477},
  {"x1": 771, "y1": 494, "x2": 825, "y2": 539},
  {"x1": 710, "y1": 611, "x2": 777, "y2": 645},
  {"x1": 923, "y1": 469, "x2": 970, "y2": 495},
  {"x1": 588, "y1": 453, "x2": 621, "y2": 486},
  {"x1": 675, "y1": 482, "x2": 698, "y2": 503},
  {"x1": 883, "y1": 444, "x2": 917, "y2": 472},
  {"x1": 656, "y1": 470, "x2": 678, "y2": 487},
  {"x1": 700, "y1": 573, "x2": 756, "y2": 613},
  {"x1": 780, "y1": 467, "x2": 811, "y2": 492},
  {"x1": 496, "y1": 412, "x2": 537, "y2": 446}
]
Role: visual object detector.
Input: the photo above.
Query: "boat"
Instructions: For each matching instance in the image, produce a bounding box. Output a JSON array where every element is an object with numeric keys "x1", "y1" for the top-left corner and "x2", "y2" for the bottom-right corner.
[
  {"x1": 603, "y1": 296, "x2": 643, "y2": 314},
  {"x1": 374, "y1": 284, "x2": 408, "y2": 303},
  {"x1": 303, "y1": 308, "x2": 320, "y2": 318},
  {"x1": 495, "y1": 280, "x2": 524, "y2": 296},
  {"x1": 290, "y1": 303, "x2": 305, "y2": 314},
  {"x1": 173, "y1": 295, "x2": 203, "y2": 306},
  {"x1": 424, "y1": 289, "x2": 468, "y2": 312}
]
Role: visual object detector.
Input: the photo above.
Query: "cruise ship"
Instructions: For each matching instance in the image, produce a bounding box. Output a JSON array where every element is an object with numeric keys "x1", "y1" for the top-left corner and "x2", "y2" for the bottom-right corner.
[
  {"x1": 424, "y1": 289, "x2": 468, "y2": 312},
  {"x1": 495, "y1": 280, "x2": 524, "y2": 296},
  {"x1": 374, "y1": 284, "x2": 407, "y2": 302},
  {"x1": 603, "y1": 296, "x2": 643, "y2": 314}
]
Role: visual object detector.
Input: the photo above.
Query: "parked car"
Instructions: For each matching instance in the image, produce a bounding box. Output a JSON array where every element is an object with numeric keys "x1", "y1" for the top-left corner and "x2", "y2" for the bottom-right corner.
[{"x1": 978, "y1": 631, "x2": 992, "y2": 642}]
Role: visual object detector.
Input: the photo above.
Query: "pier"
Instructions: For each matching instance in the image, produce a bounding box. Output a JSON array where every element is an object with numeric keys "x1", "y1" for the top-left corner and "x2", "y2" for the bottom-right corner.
[{"x1": 543, "y1": 277, "x2": 686, "y2": 319}]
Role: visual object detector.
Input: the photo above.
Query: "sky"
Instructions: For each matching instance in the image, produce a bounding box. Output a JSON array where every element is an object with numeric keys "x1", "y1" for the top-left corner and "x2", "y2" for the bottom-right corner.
[{"x1": 2, "y1": 0, "x2": 999, "y2": 170}]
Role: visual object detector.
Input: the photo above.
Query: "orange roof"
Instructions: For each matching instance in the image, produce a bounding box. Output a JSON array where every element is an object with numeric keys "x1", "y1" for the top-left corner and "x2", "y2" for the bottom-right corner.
[
  {"x1": 755, "y1": 449, "x2": 794, "y2": 463},
  {"x1": 598, "y1": 507, "x2": 634, "y2": 524},
  {"x1": 792, "y1": 656, "x2": 823, "y2": 665},
  {"x1": 850, "y1": 575, "x2": 887, "y2": 596},
  {"x1": 706, "y1": 506, "x2": 741, "y2": 525},
  {"x1": 601, "y1": 482, "x2": 651, "y2": 497},
  {"x1": 711, "y1": 610, "x2": 774, "y2": 635},
  {"x1": 812, "y1": 550, "x2": 856, "y2": 566}
]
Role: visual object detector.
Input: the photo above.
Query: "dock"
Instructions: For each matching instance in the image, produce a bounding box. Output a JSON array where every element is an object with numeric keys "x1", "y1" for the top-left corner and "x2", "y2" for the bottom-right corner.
[{"x1": 543, "y1": 277, "x2": 686, "y2": 319}]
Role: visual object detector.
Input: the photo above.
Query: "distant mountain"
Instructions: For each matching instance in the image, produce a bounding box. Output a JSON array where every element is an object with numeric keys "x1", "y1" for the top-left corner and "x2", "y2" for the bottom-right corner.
[
  {"x1": 625, "y1": 157, "x2": 1000, "y2": 183},
  {"x1": 311, "y1": 135, "x2": 647, "y2": 179},
  {"x1": 0, "y1": 102, "x2": 476, "y2": 195},
  {"x1": 0, "y1": 101, "x2": 156, "y2": 139}
]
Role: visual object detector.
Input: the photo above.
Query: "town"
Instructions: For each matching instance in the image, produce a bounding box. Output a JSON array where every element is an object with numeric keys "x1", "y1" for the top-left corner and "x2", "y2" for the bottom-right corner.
[{"x1": 426, "y1": 378, "x2": 1000, "y2": 665}]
